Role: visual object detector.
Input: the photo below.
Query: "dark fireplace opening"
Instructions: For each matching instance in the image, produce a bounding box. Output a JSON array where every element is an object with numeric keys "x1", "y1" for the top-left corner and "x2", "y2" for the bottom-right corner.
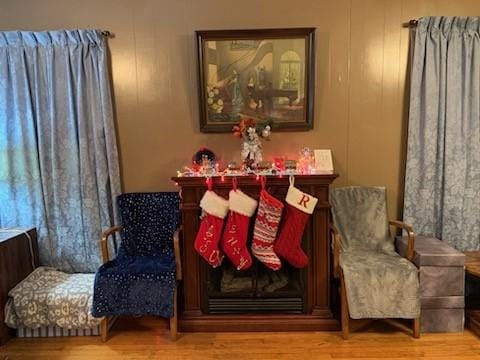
[{"x1": 202, "y1": 259, "x2": 306, "y2": 314}]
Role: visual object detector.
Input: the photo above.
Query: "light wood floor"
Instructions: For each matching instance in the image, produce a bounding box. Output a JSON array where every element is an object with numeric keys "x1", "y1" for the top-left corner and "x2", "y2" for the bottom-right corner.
[{"x1": 1, "y1": 317, "x2": 480, "y2": 360}]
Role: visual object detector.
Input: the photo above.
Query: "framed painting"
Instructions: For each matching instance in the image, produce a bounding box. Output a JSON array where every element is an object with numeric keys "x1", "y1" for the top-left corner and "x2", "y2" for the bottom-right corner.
[{"x1": 196, "y1": 28, "x2": 316, "y2": 133}]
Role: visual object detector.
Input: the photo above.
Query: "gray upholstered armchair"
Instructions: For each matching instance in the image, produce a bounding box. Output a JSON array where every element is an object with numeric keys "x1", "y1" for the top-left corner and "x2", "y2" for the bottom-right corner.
[{"x1": 330, "y1": 186, "x2": 420, "y2": 339}]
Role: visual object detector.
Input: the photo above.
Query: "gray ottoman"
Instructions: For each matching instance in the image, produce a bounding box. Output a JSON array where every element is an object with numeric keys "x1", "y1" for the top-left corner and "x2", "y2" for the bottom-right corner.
[{"x1": 396, "y1": 236, "x2": 465, "y2": 332}]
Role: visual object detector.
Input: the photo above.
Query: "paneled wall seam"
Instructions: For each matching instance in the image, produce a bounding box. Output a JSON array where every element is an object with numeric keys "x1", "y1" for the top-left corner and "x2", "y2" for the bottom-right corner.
[
  {"x1": 132, "y1": 4, "x2": 140, "y2": 113},
  {"x1": 345, "y1": 0, "x2": 353, "y2": 185}
]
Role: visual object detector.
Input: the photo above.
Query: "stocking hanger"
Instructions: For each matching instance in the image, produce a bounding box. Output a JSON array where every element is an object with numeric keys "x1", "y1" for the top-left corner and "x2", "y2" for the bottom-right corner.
[{"x1": 260, "y1": 175, "x2": 267, "y2": 190}]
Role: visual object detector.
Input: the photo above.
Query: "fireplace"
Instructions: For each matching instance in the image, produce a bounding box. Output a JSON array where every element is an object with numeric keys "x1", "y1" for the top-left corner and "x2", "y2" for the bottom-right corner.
[
  {"x1": 203, "y1": 258, "x2": 306, "y2": 314},
  {"x1": 173, "y1": 174, "x2": 338, "y2": 332}
]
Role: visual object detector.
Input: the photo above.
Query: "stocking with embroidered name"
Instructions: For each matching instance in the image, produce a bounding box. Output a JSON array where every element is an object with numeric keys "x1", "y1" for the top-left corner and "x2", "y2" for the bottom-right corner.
[{"x1": 194, "y1": 180, "x2": 229, "y2": 267}]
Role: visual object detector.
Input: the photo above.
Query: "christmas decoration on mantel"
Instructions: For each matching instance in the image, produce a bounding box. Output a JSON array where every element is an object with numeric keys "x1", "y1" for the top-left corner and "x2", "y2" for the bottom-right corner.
[
  {"x1": 176, "y1": 118, "x2": 334, "y2": 181},
  {"x1": 232, "y1": 117, "x2": 272, "y2": 170}
]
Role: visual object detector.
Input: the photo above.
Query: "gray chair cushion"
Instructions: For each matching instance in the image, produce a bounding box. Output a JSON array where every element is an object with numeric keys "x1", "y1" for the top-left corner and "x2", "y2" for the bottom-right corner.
[
  {"x1": 330, "y1": 187, "x2": 394, "y2": 253},
  {"x1": 331, "y1": 187, "x2": 420, "y2": 319},
  {"x1": 340, "y1": 251, "x2": 420, "y2": 319}
]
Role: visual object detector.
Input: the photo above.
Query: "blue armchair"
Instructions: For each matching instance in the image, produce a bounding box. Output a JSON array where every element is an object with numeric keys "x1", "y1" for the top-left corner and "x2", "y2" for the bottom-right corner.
[{"x1": 92, "y1": 192, "x2": 181, "y2": 341}]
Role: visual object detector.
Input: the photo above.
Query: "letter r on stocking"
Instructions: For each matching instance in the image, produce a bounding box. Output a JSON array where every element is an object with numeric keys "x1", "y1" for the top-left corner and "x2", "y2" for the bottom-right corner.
[{"x1": 298, "y1": 194, "x2": 310, "y2": 208}]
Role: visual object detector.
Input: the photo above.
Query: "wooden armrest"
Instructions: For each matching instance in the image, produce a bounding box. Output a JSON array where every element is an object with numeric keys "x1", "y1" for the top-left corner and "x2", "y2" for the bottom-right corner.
[
  {"x1": 173, "y1": 227, "x2": 182, "y2": 281},
  {"x1": 100, "y1": 226, "x2": 122, "y2": 264},
  {"x1": 329, "y1": 223, "x2": 341, "y2": 278},
  {"x1": 389, "y1": 220, "x2": 415, "y2": 262}
]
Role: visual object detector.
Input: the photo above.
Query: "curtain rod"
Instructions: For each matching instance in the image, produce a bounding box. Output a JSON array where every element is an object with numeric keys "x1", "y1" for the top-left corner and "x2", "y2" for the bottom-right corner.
[
  {"x1": 101, "y1": 30, "x2": 114, "y2": 38},
  {"x1": 403, "y1": 19, "x2": 418, "y2": 28}
]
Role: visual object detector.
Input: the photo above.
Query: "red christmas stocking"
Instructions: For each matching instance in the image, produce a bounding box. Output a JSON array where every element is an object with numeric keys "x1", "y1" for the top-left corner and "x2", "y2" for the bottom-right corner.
[
  {"x1": 221, "y1": 186, "x2": 257, "y2": 270},
  {"x1": 252, "y1": 177, "x2": 284, "y2": 270},
  {"x1": 274, "y1": 177, "x2": 318, "y2": 268},
  {"x1": 194, "y1": 188, "x2": 229, "y2": 268}
]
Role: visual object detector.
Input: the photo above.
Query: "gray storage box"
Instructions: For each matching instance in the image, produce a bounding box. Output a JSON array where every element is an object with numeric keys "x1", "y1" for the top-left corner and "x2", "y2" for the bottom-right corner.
[{"x1": 396, "y1": 236, "x2": 465, "y2": 332}]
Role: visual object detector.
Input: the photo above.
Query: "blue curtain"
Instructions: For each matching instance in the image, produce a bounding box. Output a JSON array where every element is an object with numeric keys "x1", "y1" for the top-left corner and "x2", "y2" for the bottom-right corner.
[
  {"x1": 404, "y1": 17, "x2": 480, "y2": 251},
  {"x1": 0, "y1": 30, "x2": 121, "y2": 272}
]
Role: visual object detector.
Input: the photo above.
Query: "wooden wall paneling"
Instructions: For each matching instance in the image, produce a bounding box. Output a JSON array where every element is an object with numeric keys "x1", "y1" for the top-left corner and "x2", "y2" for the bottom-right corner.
[
  {"x1": 4, "y1": 0, "x2": 480, "y2": 227},
  {"x1": 382, "y1": 0, "x2": 403, "y2": 217},
  {"x1": 348, "y1": 0, "x2": 388, "y2": 190}
]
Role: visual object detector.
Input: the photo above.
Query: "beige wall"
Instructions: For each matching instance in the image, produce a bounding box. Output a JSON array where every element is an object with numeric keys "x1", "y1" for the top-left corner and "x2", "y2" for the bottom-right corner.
[{"x1": 2, "y1": 0, "x2": 480, "y2": 219}]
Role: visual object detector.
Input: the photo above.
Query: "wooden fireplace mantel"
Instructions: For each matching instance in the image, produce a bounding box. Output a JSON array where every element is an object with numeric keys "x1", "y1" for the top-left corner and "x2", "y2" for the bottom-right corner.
[{"x1": 172, "y1": 174, "x2": 339, "y2": 332}]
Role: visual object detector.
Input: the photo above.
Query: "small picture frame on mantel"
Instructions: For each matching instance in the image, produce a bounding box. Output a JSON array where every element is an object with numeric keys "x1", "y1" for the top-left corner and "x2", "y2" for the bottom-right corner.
[
  {"x1": 314, "y1": 149, "x2": 334, "y2": 174},
  {"x1": 196, "y1": 28, "x2": 316, "y2": 133}
]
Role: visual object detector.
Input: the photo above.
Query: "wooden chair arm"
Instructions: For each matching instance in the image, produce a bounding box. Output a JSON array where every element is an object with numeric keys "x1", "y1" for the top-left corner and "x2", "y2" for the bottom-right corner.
[
  {"x1": 100, "y1": 226, "x2": 122, "y2": 264},
  {"x1": 329, "y1": 223, "x2": 341, "y2": 278},
  {"x1": 173, "y1": 227, "x2": 182, "y2": 281},
  {"x1": 389, "y1": 220, "x2": 415, "y2": 262}
]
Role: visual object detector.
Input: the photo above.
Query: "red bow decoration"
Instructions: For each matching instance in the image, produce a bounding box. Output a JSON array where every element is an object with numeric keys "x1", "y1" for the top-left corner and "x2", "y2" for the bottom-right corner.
[{"x1": 232, "y1": 118, "x2": 255, "y2": 138}]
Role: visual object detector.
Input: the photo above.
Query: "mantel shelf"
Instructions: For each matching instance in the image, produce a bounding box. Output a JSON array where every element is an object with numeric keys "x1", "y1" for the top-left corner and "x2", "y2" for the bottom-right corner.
[{"x1": 172, "y1": 174, "x2": 339, "y2": 188}]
